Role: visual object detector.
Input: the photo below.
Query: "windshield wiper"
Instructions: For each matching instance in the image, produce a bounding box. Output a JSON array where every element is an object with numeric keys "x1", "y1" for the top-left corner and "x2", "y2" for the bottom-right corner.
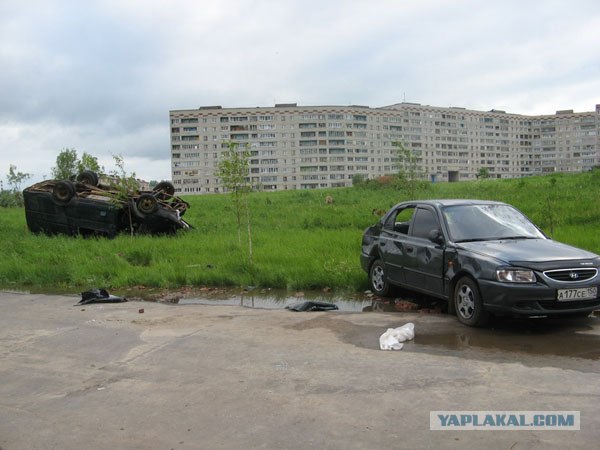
[
  {"x1": 454, "y1": 238, "x2": 495, "y2": 243},
  {"x1": 455, "y1": 236, "x2": 538, "y2": 243}
]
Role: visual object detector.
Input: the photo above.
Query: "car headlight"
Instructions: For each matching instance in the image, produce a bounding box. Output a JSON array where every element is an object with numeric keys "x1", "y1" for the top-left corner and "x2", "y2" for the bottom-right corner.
[{"x1": 496, "y1": 268, "x2": 536, "y2": 283}]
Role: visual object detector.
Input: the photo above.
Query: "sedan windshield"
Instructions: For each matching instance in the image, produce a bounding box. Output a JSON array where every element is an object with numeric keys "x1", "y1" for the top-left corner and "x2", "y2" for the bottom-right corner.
[{"x1": 442, "y1": 204, "x2": 546, "y2": 242}]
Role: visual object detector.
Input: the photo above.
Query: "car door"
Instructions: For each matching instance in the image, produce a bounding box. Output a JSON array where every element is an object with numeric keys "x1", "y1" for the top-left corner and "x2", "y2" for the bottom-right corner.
[
  {"x1": 378, "y1": 206, "x2": 416, "y2": 285},
  {"x1": 402, "y1": 206, "x2": 445, "y2": 295}
]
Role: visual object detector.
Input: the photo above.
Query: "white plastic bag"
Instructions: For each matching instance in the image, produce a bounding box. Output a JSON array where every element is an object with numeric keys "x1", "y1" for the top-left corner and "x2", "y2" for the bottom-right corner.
[{"x1": 379, "y1": 323, "x2": 415, "y2": 351}]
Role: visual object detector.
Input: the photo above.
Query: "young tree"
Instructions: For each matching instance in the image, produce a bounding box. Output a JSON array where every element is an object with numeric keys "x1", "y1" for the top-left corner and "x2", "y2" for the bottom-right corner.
[
  {"x1": 51, "y1": 148, "x2": 103, "y2": 180},
  {"x1": 7, "y1": 164, "x2": 31, "y2": 192},
  {"x1": 1, "y1": 165, "x2": 31, "y2": 207},
  {"x1": 78, "y1": 152, "x2": 103, "y2": 175},
  {"x1": 106, "y1": 154, "x2": 139, "y2": 236},
  {"x1": 392, "y1": 141, "x2": 424, "y2": 197},
  {"x1": 545, "y1": 177, "x2": 558, "y2": 237},
  {"x1": 216, "y1": 142, "x2": 253, "y2": 262},
  {"x1": 108, "y1": 154, "x2": 138, "y2": 193},
  {"x1": 52, "y1": 148, "x2": 78, "y2": 180}
]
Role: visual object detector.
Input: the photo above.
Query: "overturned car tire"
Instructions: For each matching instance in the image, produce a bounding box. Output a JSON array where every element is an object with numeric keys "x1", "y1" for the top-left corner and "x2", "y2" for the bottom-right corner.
[
  {"x1": 136, "y1": 193, "x2": 158, "y2": 215},
  {"x1": 76, "y1": 170, "x2": 100, "y2": 187},
  {"x1": 52, "y1": 181, "x2": 75, "y2": 204},
  {"x1": 153, "y1": 181, "x2": 175, "y2": 196}
]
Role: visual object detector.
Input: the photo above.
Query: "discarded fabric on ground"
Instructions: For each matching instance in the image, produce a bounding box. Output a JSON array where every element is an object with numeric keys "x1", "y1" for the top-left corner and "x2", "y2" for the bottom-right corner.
[
  {"x1": 77, "y1": 288, "x2": 127, "y2": 305},
  {"x1": 286, "y1": 301, "x2": 339, "y2": 312},
  {"x1": 379, "y1": 323, "x2": 415, "y2": 350}
]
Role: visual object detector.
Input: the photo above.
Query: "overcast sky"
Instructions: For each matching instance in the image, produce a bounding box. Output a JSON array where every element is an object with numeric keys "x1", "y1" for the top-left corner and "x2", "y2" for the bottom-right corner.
[{"x1": 1, "y1": 0, "x2": 600, "y2": 187}]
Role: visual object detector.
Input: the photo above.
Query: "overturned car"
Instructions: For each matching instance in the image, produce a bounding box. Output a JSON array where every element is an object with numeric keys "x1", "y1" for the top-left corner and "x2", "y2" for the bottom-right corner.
[{"x1": 23, "y1": 171, "x2": 191, "y2": 237}]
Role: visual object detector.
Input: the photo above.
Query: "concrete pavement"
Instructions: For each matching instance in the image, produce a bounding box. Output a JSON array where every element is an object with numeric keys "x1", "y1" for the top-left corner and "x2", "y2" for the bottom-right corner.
[{"x1": 1, "y1": 292, "x2": 599, "y2": 449}]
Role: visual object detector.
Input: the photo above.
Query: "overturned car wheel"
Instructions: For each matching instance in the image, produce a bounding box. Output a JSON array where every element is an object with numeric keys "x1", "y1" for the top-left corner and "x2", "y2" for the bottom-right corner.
[
  {"x1": 52, "y1": 181, "x2": 75, "y2": 204},
  {"x1": 136, "y1": 193, "x2": 158, "y2": 214},
  {"x1": 76, "y1": 170, "x2": 100, "y2": 187},
  {"x1": 153, "y1": 181, "x2": 175, "y2": 196}
]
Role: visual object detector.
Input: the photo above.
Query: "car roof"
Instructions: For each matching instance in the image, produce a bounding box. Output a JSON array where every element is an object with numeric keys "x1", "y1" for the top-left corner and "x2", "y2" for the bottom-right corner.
[{"x1": 393, "y1": 199, "x2": 508, "y2": 208}]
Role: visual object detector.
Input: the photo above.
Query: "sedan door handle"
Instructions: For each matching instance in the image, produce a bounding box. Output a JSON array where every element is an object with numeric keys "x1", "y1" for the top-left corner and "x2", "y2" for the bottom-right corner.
[{"x1": 405, "y1": 246, "x2": 414, "y2": 253}]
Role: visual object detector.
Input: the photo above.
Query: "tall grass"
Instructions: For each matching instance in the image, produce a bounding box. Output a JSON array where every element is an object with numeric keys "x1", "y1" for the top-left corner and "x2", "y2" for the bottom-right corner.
[{"x1": 2, "y1": 171, "x2": 600, "y2": 293}]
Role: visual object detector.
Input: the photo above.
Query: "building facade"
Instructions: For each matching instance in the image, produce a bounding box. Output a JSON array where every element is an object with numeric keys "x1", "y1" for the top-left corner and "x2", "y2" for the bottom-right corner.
[{"x1": 169, "y1": 103, "x2": 600, "y2": 194}]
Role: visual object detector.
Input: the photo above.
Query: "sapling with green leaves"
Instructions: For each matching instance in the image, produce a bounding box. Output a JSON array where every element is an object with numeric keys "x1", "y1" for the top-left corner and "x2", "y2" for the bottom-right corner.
[{"x1": 216, "y1": 142, "x2": 253, "y2": 263}]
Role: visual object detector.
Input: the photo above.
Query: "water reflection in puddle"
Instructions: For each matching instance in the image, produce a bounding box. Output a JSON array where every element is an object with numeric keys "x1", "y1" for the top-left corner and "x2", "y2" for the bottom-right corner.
[
  {"x1": 404, "y1": 315, "x2": 600, "y2": 366},
  {"x1": 336, "y1": 314, "x2": 600, "y2": 368},
  {"x1": 165, "y1": 289, "x2": 374, "y2": 312}
]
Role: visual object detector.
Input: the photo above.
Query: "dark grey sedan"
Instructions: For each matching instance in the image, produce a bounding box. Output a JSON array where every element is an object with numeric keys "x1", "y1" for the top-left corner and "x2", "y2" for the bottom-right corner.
[{"x1": 360, "y1": 199, "x2": 600, "y2": 326}]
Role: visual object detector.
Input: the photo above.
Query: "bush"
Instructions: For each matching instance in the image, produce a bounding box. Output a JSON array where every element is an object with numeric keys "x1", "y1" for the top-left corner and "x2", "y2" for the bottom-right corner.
[
  {"x1": 351, "y1": 174, "x2": 366, "y2": 186},
  {"x1": 354, "y1": 175, "x2": 403, "y2": 190},
  {"x1": 0, "y1": 190, "x2": 23, "y2": 208}
]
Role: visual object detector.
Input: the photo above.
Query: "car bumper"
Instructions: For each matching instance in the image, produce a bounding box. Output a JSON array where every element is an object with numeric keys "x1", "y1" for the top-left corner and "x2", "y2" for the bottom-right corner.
[{"x1": 478, "y1": 279, "x2": 600, "y2": 316}]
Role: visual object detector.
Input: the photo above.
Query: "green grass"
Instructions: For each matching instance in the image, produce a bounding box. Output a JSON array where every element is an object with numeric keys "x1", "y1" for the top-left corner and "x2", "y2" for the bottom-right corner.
[{"x1": 2, "y1": 171, "x2": 600, "y2": 293}]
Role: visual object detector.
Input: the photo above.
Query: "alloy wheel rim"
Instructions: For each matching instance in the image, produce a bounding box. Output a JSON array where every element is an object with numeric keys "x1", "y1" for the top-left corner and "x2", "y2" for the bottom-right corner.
[
  {"x1": 457, "y1": 284, "x2": 475, "y2": 319},
  {"x1": 372, "y1": 266, "x2": 385, "y2": 292}
]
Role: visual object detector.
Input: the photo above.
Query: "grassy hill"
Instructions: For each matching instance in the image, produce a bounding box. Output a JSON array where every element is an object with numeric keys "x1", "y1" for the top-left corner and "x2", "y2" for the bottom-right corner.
[{"x1": 2, "y1": 171, "x2": 600, "y2": 293}]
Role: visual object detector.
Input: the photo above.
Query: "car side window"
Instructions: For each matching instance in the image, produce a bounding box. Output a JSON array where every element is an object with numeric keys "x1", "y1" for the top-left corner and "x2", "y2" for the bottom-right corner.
[
  {"x1": 411, "y1": 208, "x2": 439, "y2": 239},
  {"x1": 384, "y1": 206, "x2": 415, "y2": 234}
]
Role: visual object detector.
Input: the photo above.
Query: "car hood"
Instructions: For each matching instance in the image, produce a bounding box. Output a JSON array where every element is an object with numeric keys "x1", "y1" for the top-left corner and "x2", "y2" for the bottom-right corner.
[{"x1": 458, "y1": 239, "x2": 599, "y2": 265}]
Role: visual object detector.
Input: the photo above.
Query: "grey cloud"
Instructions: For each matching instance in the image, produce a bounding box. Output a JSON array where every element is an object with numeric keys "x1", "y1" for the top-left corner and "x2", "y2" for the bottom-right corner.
[{"x1": 2, "y1": 0, "x2": 600, "y2": 184}]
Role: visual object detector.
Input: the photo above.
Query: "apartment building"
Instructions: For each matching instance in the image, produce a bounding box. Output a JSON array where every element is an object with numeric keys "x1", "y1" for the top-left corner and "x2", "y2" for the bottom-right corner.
[{"x1": 169, "y1": 103, "x2": 600, "y2": 194}]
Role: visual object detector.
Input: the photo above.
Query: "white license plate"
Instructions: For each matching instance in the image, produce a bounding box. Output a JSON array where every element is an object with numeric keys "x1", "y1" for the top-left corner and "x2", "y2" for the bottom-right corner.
[{"x1": 557, "y1": 287, "x2": 597, "y2": 301}]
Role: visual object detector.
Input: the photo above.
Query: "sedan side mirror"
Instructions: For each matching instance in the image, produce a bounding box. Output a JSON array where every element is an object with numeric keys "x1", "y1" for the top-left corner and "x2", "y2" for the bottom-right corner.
[{"x1": 428, "y1": 229, "x2": 444, "y2": 245}]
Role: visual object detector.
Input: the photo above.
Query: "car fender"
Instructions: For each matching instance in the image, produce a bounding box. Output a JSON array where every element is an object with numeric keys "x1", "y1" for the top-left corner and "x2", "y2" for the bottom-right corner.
[
  {"x1": 360, "y1": 224, "x2": 383, "y2": 271},
  {"x1": 445, "y1": 247, "x2": 506, "y2": 298}
]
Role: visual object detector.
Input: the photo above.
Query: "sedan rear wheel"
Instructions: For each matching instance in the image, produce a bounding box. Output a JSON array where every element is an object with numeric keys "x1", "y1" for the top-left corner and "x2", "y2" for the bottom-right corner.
[
  {"x1": 369, "y1": 259, "x2": 391, "y2": 296},
  {"x1": 454, "y1": 276, "x2": 489, "y2": 327}
]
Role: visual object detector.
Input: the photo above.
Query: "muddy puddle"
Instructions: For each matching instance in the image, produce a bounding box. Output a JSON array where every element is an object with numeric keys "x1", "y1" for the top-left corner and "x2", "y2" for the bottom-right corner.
[
  {"x1": 169, "y1": 290, "x2": 372, "y2": 312},
  {"x1": 126, "y1": 286, "x2": 449, "y2": 314},
  {"x1": 409, "y1": 316, "x2": 600, "y2": 359},
  {"x1": 124, "y1": 286, "x2": 600, "y2": 367},
  {"x1": 329, "y1": 314, "x2": 600, "y2": 371}
]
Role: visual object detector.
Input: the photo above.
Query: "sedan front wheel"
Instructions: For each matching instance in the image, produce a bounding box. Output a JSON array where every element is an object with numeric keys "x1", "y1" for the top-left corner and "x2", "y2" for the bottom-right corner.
[
  {"x1": 369, "y1": 259, "x2": 391, "y2": 296},
  {"x1": 453, "y1": 276, "x2": 489, "y2": 327}
]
